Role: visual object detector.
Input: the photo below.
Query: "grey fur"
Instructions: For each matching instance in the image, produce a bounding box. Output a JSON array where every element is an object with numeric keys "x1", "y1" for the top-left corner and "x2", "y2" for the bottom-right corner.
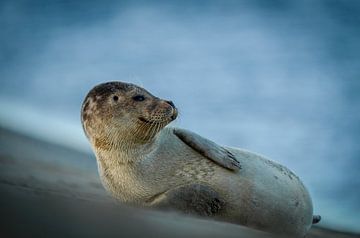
[{"x1": 81, "y1": 82, "x2": 318, "y2": 238}]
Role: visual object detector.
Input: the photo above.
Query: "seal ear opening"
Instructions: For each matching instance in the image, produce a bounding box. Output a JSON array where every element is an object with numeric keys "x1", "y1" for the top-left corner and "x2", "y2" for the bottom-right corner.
[{"x1": 312, "y1": 215, "x2": 321, "y2": 224}]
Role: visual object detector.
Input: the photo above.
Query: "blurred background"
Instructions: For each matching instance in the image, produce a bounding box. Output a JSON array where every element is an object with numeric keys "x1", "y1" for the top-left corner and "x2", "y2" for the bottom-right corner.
[{"x1": 0, "y1": 0, "x2": 359, "y2": 235}]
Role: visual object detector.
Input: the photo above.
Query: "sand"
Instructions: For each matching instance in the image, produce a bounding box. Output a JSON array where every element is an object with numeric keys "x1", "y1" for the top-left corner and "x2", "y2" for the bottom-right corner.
[{"x1": 0, "y1": 126, "x2": 358, "y2": 238}]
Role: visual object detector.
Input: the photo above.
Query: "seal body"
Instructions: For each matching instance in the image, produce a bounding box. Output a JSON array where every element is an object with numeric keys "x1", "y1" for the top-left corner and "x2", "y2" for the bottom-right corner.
[{"x1": 81, "y1": 81, "x2": 317, "y2": 237}]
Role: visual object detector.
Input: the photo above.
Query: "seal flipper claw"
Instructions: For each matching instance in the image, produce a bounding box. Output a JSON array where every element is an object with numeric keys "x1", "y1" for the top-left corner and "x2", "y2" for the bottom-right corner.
[
  {"x1": 225, "y1": 149, "x2": 241, "y2": 168},
  {"x1": 173, "y1": 128, "x2": 241, "y2": 171},
  {"x1": 312, "y1": 215, "x2": 321, "y2": 224}
]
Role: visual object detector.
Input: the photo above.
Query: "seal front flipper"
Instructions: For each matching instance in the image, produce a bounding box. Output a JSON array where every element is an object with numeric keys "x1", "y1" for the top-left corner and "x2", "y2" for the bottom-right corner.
[
  {"x1": 173, "y1": 128, "x2": 241, "y2": 171},
  {"x1": 148, "y1": 184, "x2": 225, "y2": 216}
]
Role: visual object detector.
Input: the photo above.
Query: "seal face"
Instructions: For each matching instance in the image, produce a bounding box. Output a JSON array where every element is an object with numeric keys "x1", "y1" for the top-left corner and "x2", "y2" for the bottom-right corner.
[
  {"x1": 81, "y1": 81, "x2": 318, "y2": 237},
  {"x1": 81, "y1": 81, "x2": 178, "y2": 150}
]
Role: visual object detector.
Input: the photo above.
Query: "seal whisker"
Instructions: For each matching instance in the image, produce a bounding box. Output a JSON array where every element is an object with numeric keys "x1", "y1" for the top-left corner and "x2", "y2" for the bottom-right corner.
[
  {"x1": 133, "y1": 122, "x2": 143, "y2": 139},
  {"x1": 149, "y1": 122, "x2": 158, "y2": 139},
  {"x1": 154, "y1": 122, "x2": 161, "y2": 138}
]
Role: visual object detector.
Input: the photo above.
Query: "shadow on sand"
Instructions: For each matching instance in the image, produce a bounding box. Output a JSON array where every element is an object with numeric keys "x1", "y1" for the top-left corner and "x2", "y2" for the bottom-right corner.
[{"x1": 0, "y1": 126, "x2": 357, "y2": 238}]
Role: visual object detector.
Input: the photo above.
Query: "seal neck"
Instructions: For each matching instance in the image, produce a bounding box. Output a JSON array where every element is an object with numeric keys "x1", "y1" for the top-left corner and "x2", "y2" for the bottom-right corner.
[{"x1": 93, "y1": 133, "x2": 158, "y2": 164}]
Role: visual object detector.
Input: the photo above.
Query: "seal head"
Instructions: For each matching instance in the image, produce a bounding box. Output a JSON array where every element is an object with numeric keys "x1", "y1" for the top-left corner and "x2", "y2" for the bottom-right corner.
[{"x1": 81, "y1": 81, "x2": 177, "y2": 150}]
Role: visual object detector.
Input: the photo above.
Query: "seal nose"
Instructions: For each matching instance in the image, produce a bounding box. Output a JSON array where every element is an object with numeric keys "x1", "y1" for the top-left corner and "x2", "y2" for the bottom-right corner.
[
  {"x1": 171, "y1": 108, "x2": 178, "y2": 120},
  {"x1": 166, "y1": 100, "x2": 175, "y2": 108},
  {"x1": 165, "y1": 100, "x2": 177, "y2": 120}
]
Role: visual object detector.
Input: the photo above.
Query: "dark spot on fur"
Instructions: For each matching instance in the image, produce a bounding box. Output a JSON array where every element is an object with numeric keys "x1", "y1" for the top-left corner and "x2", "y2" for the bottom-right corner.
[
  {"x1": 90, "y1": 82, "x2": 132, "y2": 98},
  {"x1": 83, "y1": 101, "x2": 90, "y2": 112},
  {"x1": 81, "y1": 100, "x2": 91, "y2": 124},
  {"x1": 139, "y1": 117, "x2": 151, "y2": 123},
  {"x1": 148, "y1": 103, "x2": 157, "y2": 111},
  {"x1": 94, "y1": 137, "x2": 113, "y2": 151},
  {"x1": 82, "y1": 112, "x2": 89, "y2": 122},
  {"x1": 82, "y1": 82, "x2": 133, "y2": 114}
]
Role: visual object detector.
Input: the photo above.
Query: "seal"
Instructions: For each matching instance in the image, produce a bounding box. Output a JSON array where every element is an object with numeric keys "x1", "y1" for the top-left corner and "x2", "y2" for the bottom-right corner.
[{"x1": 81, "y1": 81, "x2": 320, "y2": 237}]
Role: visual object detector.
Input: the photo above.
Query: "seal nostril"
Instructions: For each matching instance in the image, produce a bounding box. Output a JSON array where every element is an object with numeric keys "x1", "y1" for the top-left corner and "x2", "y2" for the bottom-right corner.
[{"x1": 166, "y1": 100, "x2": 175, "y2": 108}]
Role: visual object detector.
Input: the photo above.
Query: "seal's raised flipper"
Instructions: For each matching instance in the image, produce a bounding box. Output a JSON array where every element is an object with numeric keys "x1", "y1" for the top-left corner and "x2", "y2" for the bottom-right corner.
[
  {"x1": 148, "y1": 184, "x2": 225, "y2": 216},
  {"x1": 173, "y1": 128, "x2": 241, "y2": 171}
]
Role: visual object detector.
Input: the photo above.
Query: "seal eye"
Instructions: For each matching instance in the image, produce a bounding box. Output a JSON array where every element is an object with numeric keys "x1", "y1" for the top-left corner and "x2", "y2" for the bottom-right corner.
[
  {"x1": 113, "y1": 95, "x2": 119, "y2": 101},
  {"x1": 133, "y1": 95, "x2": 145, "y2": 102}
]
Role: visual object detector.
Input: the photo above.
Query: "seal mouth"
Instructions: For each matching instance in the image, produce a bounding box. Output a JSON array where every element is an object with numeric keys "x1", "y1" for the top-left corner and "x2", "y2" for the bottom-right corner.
[
  {"x1": 138, "y1": 110, "x2": 177, "y2": 124},
  {"x1": 138, "y1": 105, "x2": 178, "y2": 124},
  {"x1": 138, "y1": 117, "x2": 165, "y2": 124}
]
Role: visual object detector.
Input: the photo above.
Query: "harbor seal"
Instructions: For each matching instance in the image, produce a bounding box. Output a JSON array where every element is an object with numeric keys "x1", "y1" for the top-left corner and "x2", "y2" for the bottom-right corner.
[{"x1": 81, "y1": 81, "x2": 320, "y2": 237}]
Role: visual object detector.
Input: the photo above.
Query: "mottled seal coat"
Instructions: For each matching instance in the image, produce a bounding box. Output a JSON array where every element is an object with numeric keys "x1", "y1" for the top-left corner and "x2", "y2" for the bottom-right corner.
[{"x1": 81, "y1": 81, "x2": 320, "y2": 237}]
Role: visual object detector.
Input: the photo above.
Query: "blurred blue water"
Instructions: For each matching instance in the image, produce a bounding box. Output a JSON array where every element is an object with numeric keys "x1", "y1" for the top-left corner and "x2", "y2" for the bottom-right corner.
[{"x1": 0, "y1": 0, "x2": 359, "y2": 232}]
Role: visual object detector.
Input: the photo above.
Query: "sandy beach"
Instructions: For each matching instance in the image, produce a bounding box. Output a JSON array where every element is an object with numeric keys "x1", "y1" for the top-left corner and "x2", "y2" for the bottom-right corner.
[{"x1": 0, "y1": 126, "x2": 358, "y2": 238}]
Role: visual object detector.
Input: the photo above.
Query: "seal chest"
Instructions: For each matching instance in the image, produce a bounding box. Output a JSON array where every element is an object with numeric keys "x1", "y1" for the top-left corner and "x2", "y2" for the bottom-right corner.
[{"x1": 81, "y1": 81, "x2": 319, "y2": 237}]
